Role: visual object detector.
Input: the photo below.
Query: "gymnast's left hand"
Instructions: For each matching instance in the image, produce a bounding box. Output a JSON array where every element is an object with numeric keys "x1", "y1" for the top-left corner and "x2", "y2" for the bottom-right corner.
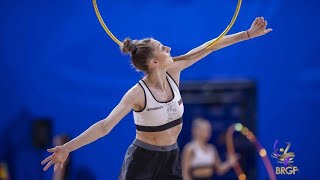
[{"x1": 247, "y1": 17, "x2": 273, "y2": 39}]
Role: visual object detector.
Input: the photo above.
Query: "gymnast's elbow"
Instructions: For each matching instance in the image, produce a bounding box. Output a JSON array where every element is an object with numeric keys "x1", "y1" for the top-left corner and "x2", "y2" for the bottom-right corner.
[{"x1": 99, "y1": 118, "x2": 116, "y2": 136}]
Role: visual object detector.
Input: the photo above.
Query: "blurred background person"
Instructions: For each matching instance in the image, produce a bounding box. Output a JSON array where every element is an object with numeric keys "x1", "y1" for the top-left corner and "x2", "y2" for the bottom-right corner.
[{"x1": 182, "y1": 118, "x2": 237, "y2": 180}]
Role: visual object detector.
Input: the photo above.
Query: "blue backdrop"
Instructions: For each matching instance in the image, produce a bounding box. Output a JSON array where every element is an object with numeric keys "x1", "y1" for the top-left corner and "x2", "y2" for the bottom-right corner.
[{"x1": 0, "y1": 0, "x2": 319, "y2": 179}]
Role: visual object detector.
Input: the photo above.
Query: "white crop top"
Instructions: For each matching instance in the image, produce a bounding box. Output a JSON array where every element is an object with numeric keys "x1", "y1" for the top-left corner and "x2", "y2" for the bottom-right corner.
[
  {"x1": 190, "y1": 142, "x2": 216, "y2": 168},
  {"x1": 133, "y1": 72, "x2": 184, "y2": 132}
]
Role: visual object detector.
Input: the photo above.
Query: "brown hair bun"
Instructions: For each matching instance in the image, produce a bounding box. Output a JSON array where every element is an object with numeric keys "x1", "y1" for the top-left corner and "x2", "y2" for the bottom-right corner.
[{"x1": 121, "y1": 38, "x2": 136, "y2": 54}]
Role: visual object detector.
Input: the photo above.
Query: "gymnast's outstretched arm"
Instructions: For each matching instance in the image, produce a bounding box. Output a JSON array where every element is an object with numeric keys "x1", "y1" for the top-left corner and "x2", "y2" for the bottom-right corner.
[
  {"x1": 171, "y1": 17, "x2": 272, "y2": 71},
  {"x1": 41, "y1": 85, "x2": 142, "y2": 172}
]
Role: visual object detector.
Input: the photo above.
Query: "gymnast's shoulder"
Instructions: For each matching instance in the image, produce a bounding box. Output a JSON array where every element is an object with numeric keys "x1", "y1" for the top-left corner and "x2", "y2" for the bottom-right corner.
[{"x1": 120, "y1": 83, "x2": 145, "y2": 110}]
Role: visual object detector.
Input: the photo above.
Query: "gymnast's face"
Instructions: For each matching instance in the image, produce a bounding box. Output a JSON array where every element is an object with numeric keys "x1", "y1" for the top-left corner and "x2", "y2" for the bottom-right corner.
[{"x1": 149, "y1": 39, "x2": 173, "y2": 69}]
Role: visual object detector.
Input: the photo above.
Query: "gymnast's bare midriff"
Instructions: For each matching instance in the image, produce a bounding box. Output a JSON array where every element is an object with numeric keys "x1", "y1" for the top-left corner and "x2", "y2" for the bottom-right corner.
[{"x1": 136, "y1": 123, "x2": 183, "y2": 146}]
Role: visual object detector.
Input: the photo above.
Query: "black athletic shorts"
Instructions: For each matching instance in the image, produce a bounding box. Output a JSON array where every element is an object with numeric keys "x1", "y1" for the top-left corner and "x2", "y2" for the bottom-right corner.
[{"x1": 119, "y1": 139, "x2": 183, "y2": 180}]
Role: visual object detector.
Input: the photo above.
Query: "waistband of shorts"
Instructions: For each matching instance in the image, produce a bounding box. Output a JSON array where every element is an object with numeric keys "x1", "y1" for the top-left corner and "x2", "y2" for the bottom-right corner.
[{"x1": 132, "y1": 139, "x2": 178, "y2": 152}]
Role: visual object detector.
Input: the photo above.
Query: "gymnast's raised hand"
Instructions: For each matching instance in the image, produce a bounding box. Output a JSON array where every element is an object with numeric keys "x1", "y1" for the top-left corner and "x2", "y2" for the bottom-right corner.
[{"x1": 247, "y1": 16, "x2": 273, "y2": 39}]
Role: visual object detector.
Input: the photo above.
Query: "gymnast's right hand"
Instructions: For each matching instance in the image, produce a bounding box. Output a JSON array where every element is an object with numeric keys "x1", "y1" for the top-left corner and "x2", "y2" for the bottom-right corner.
[{"x1": 41, "y1": 145, "x2": 70, "y2": 171}]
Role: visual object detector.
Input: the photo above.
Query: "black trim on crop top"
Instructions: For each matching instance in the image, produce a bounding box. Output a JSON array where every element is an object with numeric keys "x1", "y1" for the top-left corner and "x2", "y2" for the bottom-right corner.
[
  {"x1": 133, "y1": 82, "x2": 147, "y2": 112},
  {"x1": 140, "y1": 76, "x2": 175, "y2": 103},
  {"x1": 136, "y1": 117, "x2": 183, "y2": 132},
  {"x1": 166, "y1": 72, "x2": 179, "y2": 88}
]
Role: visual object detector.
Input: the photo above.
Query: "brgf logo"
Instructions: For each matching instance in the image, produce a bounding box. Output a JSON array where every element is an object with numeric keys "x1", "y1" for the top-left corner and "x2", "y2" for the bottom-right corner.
[
  {"x1": 275, "y1": 166, "x2": 299, "y2": 175},
  {"x1": 271, "y1": 139, "x2": 299, "y2": 175}
]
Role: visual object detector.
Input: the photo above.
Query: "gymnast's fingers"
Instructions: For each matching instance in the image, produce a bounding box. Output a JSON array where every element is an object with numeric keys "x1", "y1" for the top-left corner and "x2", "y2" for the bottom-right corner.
[
  {"x1": 43, "y1": 160, "x2": 54, "y2": 171},
  {"x1": 265, "y1": 28, "x2": 273, "y2": 34},
  {"x1": 48, "y1": 147, "x2": 57, "y2": 153},
  {"x1": 254, "y1": 18, "x2": 259, "y2": 25},
  {"x1": 41, "y1": 154, "x2": 53, "y2": 165}
]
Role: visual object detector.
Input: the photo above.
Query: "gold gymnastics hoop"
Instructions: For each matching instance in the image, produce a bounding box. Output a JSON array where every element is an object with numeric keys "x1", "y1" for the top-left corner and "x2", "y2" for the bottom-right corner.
[{"x1": 92, "y1": 0, "x2": 242, "y2": 61}]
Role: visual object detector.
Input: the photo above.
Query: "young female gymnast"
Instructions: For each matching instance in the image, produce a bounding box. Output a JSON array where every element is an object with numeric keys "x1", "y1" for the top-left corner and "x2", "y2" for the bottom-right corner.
[{"x1": 41, "y1": 17, "x2": 272, "y2": 179}]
